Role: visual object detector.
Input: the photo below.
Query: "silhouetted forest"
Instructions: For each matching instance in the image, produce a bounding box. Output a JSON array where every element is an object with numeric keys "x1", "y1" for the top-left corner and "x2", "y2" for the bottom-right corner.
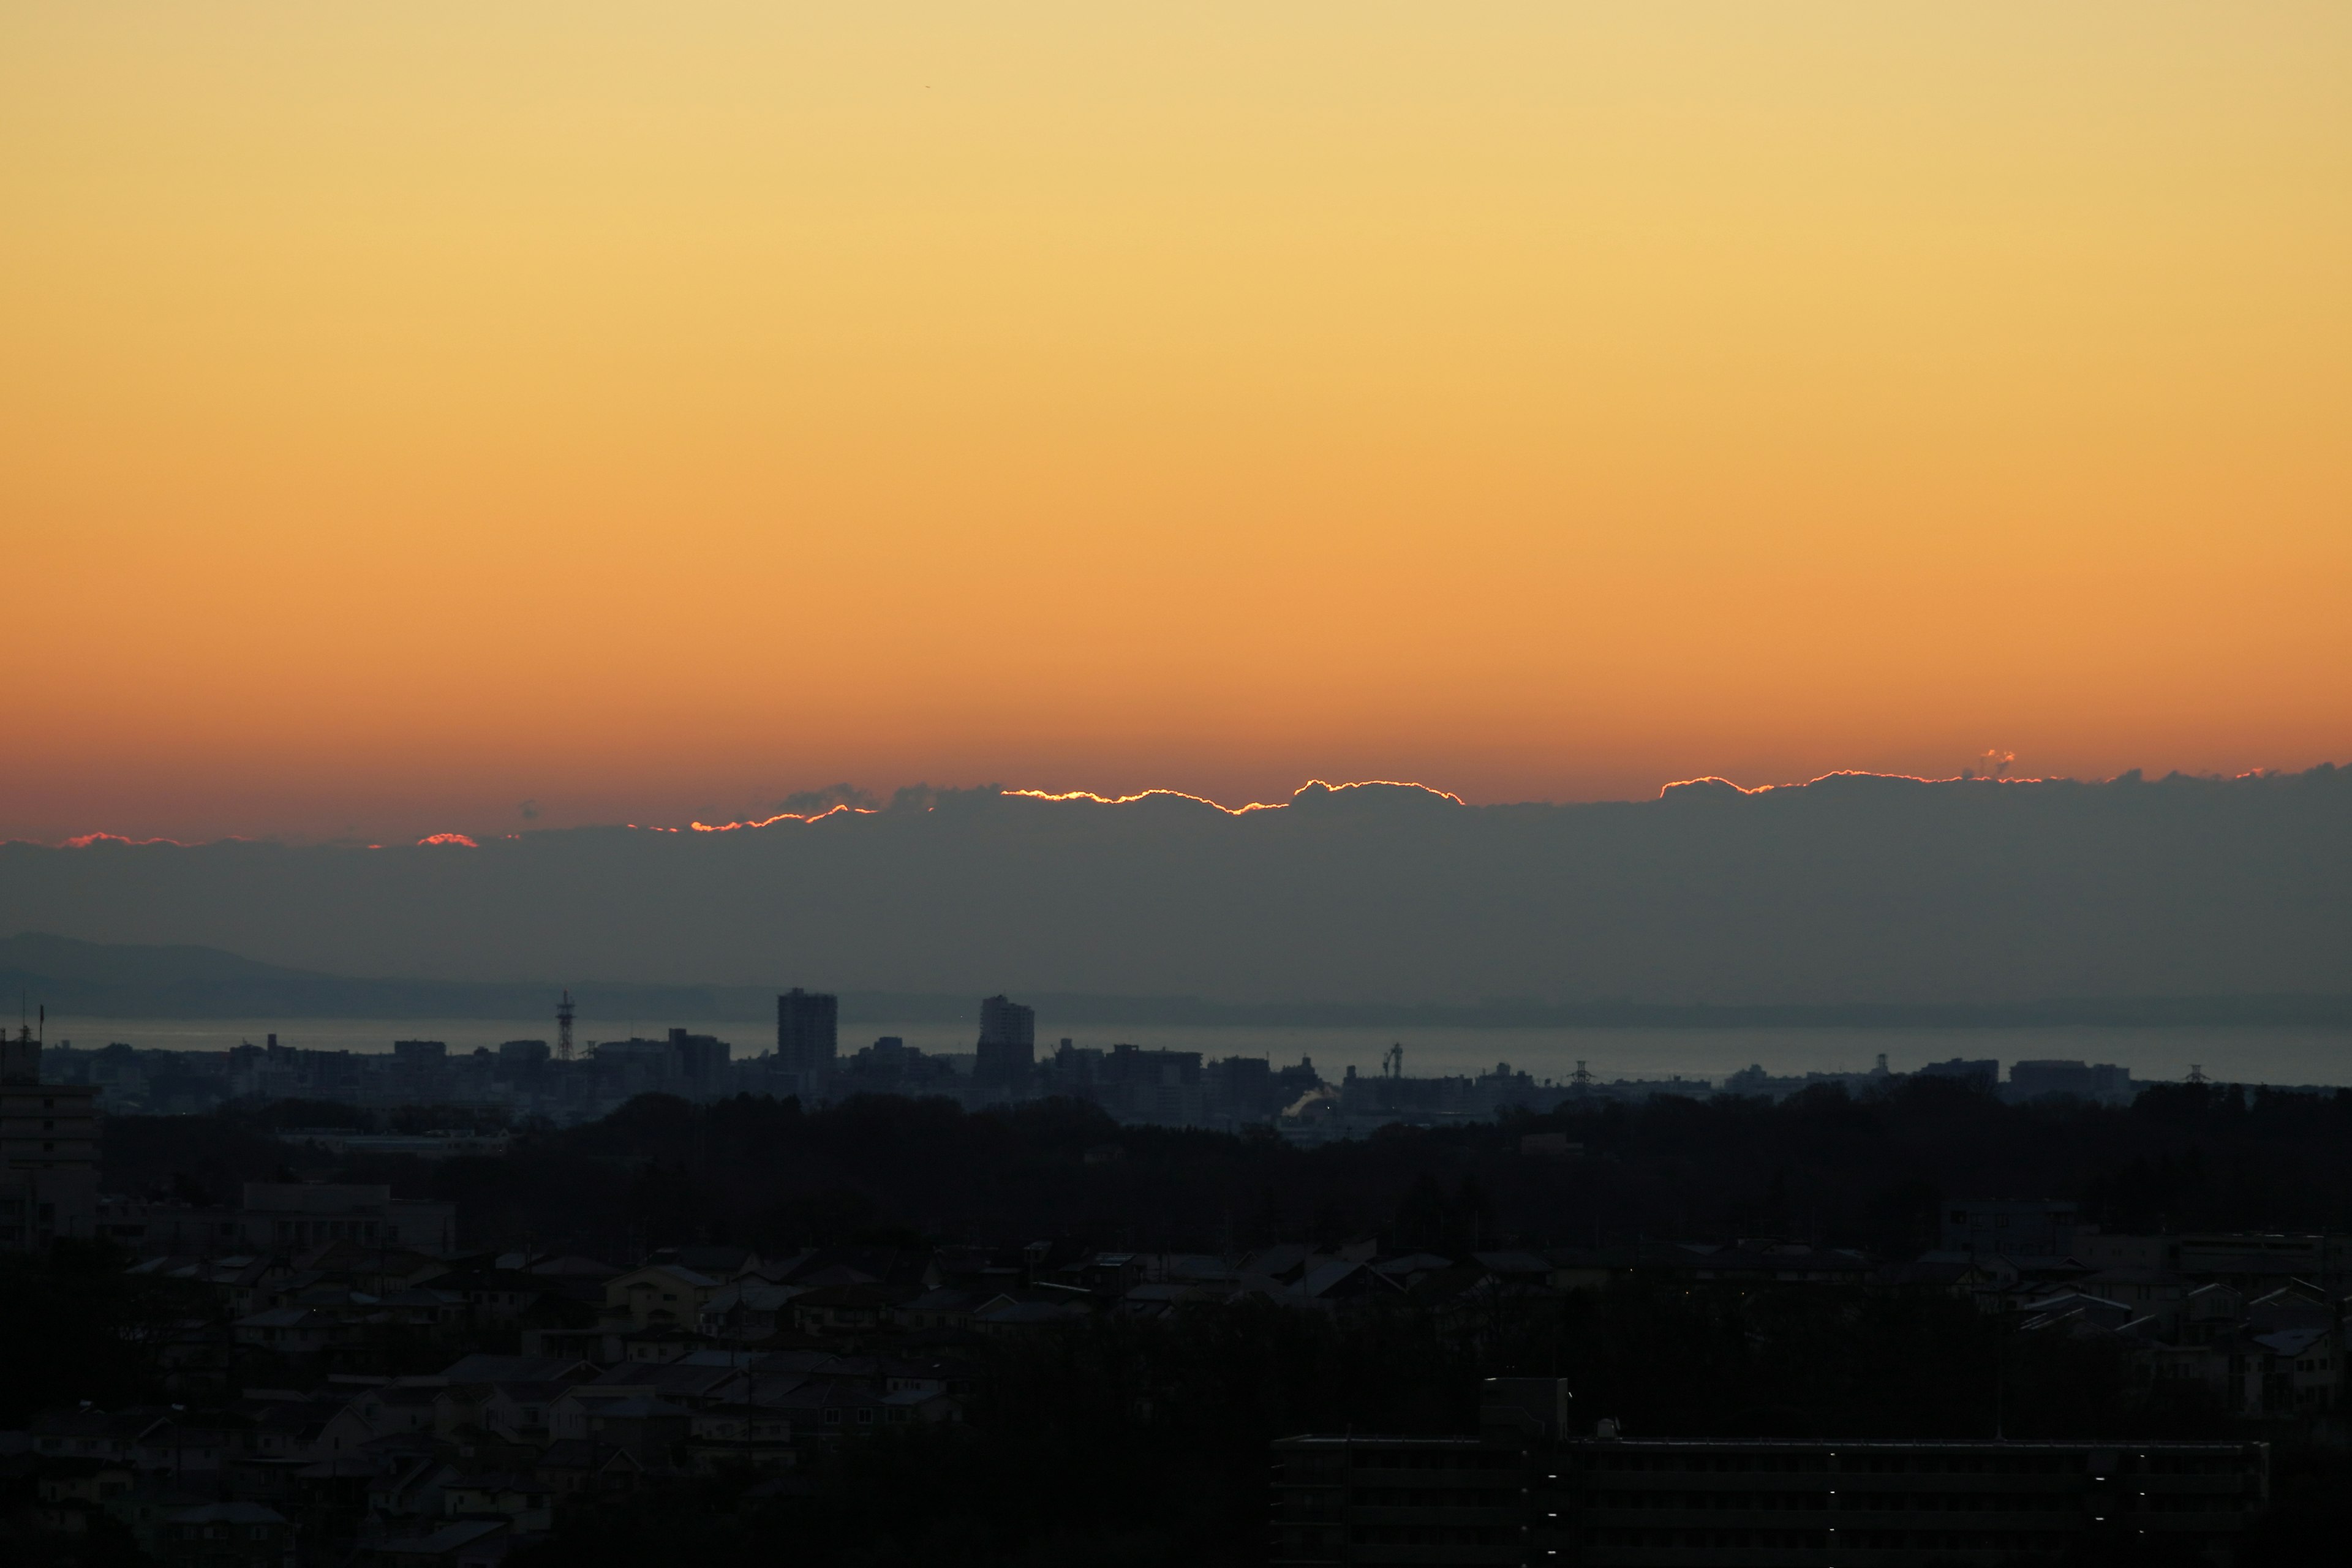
[{"x1": 105, "y1": 1077, "x2": 2352, "y2": 1257}]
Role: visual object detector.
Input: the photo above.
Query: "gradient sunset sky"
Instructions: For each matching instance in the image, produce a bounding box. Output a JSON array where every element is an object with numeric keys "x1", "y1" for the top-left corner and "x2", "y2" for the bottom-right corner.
[{"x1": 5, "y1": 3, "x2": 2347, "y2": 845}]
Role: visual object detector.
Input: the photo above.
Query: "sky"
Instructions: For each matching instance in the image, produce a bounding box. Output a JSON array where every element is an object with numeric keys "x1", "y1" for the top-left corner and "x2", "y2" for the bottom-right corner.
[{"x1": 5, "y1": 3, "x2": 2348, "y2": 845}]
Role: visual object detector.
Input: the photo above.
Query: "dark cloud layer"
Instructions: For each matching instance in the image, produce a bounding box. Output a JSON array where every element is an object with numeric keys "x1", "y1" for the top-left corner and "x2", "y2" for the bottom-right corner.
[{"x1": 3, "y1": 769, "x2": 2346, "y2": 1006}]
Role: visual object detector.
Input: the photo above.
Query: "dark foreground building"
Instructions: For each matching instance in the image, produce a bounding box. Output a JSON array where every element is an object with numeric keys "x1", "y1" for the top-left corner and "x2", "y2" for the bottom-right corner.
[{"x1": 1272, "y1": 1382, "x2": 2267, "y2": 1566}]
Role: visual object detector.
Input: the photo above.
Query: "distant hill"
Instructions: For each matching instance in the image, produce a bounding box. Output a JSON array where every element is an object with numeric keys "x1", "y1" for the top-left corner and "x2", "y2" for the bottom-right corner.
[
  {"x1": 3, "y1": 931, "x2": 2348, "y2": 1032},
  {"x1": 0, "y1": 932, "x2": 747, "y2": 1023}
]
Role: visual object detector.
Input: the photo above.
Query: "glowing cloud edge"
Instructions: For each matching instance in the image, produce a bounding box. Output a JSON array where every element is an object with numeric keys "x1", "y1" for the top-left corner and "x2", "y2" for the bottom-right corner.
[{"x1": 27, "y1": 767, "x2": 2332, "y2": 848}]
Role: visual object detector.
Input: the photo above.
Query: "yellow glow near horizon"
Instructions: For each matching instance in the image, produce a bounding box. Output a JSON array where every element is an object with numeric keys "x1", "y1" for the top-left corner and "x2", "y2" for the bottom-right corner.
[{"x1": 4, "y1": 3, "x2": 2348, "y2": 840}]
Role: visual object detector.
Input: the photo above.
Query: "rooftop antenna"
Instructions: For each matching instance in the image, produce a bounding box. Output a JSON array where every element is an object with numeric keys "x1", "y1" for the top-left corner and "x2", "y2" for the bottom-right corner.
[{"x1": 557, "y1": 990, "x2": 575, "y2": 1063}]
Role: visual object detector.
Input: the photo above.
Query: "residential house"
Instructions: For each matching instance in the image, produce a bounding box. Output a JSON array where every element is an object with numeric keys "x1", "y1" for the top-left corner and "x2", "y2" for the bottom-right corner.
[
  {"x1": 438, "y1": 1354, "x2": 596, "y2": 1386},
  {"x1": 478, "y1": 1382, "x2": 581, "y2": 1447},
  {"x1": 602, "y1": 1264, "x2": 723, "y2": 1331},
  {"x1": 437, "y1": 1471, "x2": 554, "y2": 1534},
  {"x1": 585, "y1": 1359, "x2": 750, "y2": 1411},
  {"x1": 29, "y1": 1408, "x2": 173, "y2": 1463},
  {"x1": 891, "y1": 1287, "x2": 982, "y2": 1332},
  {"x1": 684, "y1": 1403, "x2": 797, "y2": 1470},
  {"x1": 318, "y1": 1384, "x2": 446, "y2": 1455},
  {"x1": 699, "y1": 1282, "x2": 803, "y2": 1342},
  {"x1": 971, "y1": 1298, "x2": 1087, "y2": 1336},
  {"x1": 533, "y1": 1440, "x2": 641, "y2": 1499},
  {"x1": 554, "y1": 1397, "x2": 687, "y2": 1466},
  {"x1": 791, "y1": 1283, "x2": 899, "y2": 1338},
  {"x1": 141, "y1": 1500, "x2": 295, "y2": 1568},
  {"x1": 32, "y1": 1461, "x2": 137, "y2": 1533},
  {"x1": 233, "y1": 1307, "x2": 357, "y2": 1354}
]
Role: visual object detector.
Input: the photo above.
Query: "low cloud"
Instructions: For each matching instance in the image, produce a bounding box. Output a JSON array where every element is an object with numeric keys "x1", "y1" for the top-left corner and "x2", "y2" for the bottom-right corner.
[
  {"x1": 12, "y1": 766, "x2": 2348, "y2": 1007},
  {"x1": 779, "y1": 783, "x2": 880, "y2": 815}
]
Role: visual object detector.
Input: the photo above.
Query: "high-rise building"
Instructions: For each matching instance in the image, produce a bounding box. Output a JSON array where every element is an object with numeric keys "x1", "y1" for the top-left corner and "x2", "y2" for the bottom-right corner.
[
  {"x1": 776, "y1": 988, "x2": 839, "y2": 1099},
  {"x1": 974, "y1": 995, "x2": 1036, "y2": 1088},
  {"x1": 0, "y1": 1028, "x2": 101, "y2": 1249},
  {"x1": 666, "y1": 1027, "x2": 731, "y2": 1084}
]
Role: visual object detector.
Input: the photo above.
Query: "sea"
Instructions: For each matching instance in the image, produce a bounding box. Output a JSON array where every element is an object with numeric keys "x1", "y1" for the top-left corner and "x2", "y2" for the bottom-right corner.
[{"x1": 42, "y1": 1017, "x2": 2352, "y2": 1092}]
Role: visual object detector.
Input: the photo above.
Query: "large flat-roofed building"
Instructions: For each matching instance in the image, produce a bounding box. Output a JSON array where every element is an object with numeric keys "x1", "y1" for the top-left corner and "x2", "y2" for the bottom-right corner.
[
  {"x1": 111, "y1": 1182, "x2": 459, "y2": 1257},
  {"x1": 1539, "y1": 1437, "x2": 2266, "y2": 1566},
  {"x1": 0, "y1": 1030, "x2": 101, "y2": 1248},
  {"x1": 1940, "y1": 1198, "x2": 2080, "y2": 1257},
  {"x1": 1271, "y1": 1435, "x2": 1527, "y2": 1567},
  {"x1": 1273, "y1": 1424, "x2": 2267, "y2": 1566},
  {"x1": 238, "y1": 1182, "x2": 457, "y2": 1254}
]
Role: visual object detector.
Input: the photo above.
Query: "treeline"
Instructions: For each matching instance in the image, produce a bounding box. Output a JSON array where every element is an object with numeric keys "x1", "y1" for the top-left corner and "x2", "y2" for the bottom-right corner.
[{"x1": 102, "y1": 1076, "x2": 2352, "y2": 1258}]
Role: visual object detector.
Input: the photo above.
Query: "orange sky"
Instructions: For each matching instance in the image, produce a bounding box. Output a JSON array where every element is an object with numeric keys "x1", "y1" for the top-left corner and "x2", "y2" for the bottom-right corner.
[{"x1": 4, "y1": 3, "x2": 2348, "y2": 843}]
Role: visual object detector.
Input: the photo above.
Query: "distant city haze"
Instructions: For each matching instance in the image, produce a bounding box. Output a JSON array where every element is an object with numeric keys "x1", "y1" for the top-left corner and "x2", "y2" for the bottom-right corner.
[
  {"x1": 6, "y1": 769, "x2": 2348, "y2": 1009},
  {"x1": 34, "y1": 1017, "x2": 2352, "y2": 1092}
]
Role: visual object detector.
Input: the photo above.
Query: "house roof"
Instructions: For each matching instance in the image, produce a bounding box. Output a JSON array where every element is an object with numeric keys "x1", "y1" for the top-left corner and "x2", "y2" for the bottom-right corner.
[
  {"x1": 371, "y1": 1520, "x2": 510, "y2": 1555},
  {"x1": 650, "y1": 1246, "x2": 760, "y2": 1274},
  {"x1": 898, "y1": 1287, "x2": 980, "y2": 1311},
  {"x1": 1240, "y1": 1245, "x2": 1310, "y2": 1280},
  {"x1": 611, "y1": 1264, "x2": 722, "y2": 1290},
  {"x1": 484, "y1": 1381, "x2": 579, "y2": 1404},
  {"x1": 1297, "y1": 1261, "x2": 1367, "y2": 1298},
  {"x1": 523, "y1": 1254, "x2": 624, "y2": 1279},
  {"x1": 576, "y1": 1398, "x2": 689, "y2": 1419},
  {"x1": 1471, "y1": 1250, "x2": 1554, "y2": 1275},
  {"x1": 165, "y1": 1501, "x2": 288, "y2": 1525},
  {"x1": 31, "y1": 1409, "x2": 173, "y2": 1441},
  {"x1": 443, "y1": 1470, "x2": 554, "y2": 1496},
  {"x1": 296, "y1": 1455, "x2": 396, "y2": 1478},
  {"x1": 439, "y1": 1355, "x2": 594, "y2": 1385},
  {"x1": 589, "y1": 1363, "x2": 747, "y2": 1398},
  {"x1": 788, "y1": 1262, "x2": 881, "y2": 1290},
  {"x1": 974, "y1": 1299, "x2": 1084, "y2": 1326},
  {"x1": 236, "y1": 1307, "x2": 342, "y2": 1329},
  {"x1": 358, "y1": 1386, "x2": 447, "y2": 1409},
  {"x1": 537, "y1": 1440, "x2": 641, "y2": 1472},
  {"x1": 708, "y1": 1284, "x2": 803, "y2": 1311},
  {"x1": 881, "y1": 1388, "x2": 950, "y2": 1407},
  {"x1": 794, "y1": 1283, "x2": 897, "y2": 1308}
]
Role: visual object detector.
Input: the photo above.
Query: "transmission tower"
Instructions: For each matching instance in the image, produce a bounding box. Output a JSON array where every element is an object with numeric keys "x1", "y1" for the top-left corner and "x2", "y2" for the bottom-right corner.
[{"x1": 557, "y1": 990, "x2": 575, "y2": 1063}]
